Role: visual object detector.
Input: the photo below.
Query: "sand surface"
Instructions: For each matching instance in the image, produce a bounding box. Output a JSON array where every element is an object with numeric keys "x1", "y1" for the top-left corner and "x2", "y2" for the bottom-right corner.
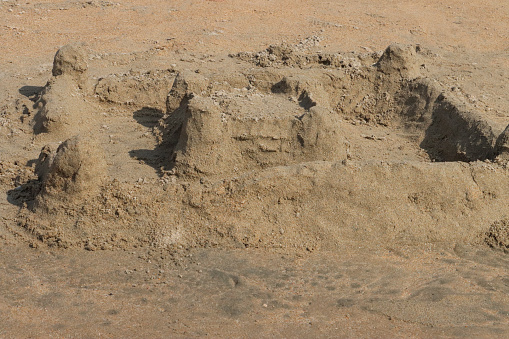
[{"x1": 1, "y1": 0, "x2": 509, "y2": 337}]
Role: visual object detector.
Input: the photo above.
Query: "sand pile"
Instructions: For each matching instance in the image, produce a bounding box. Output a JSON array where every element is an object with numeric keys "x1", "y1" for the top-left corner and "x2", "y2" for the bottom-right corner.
[
  {"x1": 33, "y1": 136, "x2": 107, "y2": 212},
  {"x1": 32, "y1": 42, "x2": 92, "y2": 137},
  {"x1": 8, "y1": 42, "x2": 509, "y2": 251}
]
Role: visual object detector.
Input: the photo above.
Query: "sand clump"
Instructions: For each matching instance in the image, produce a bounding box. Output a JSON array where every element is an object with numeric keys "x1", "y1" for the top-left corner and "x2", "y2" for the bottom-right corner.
[
  {"x1": 485, "y1": 219, "x2": 509, "y2": 252},
  {"x1": 32, "y1": 43, "x2": 92, "y2": 137},
  {"x1": 33, "y1": 136, "x2": 107, "y2": 211},
  {"x1": 376, "y1": 44, "x2": 423, "y2": 79},
  {"x1": 51, "y1": 42, "x2": 89, "y2": 82}
]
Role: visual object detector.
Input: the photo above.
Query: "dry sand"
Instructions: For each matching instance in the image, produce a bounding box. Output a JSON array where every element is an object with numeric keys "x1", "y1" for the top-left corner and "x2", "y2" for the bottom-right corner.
[{"x1": 1, "y1": 0, "x2": 509, "y2": 337}]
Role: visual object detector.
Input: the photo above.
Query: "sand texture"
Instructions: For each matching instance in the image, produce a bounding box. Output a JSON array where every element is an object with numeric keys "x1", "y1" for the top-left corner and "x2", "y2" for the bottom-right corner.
[{"x1": 1, "y1": 0, "x2": 509, "y2": 337}]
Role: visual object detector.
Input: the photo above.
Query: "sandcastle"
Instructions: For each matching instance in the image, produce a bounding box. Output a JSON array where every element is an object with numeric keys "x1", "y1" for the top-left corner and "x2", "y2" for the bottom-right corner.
[{"x1": 13, "y1": 42, "x2": 509, "y2": 251}]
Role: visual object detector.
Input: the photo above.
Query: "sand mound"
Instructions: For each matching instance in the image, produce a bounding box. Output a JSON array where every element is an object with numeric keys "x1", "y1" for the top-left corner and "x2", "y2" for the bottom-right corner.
[
  {"x1": 33, "y1": 136, "x2": 107, "y2": 211},
  {"x1": 9, "y1": 43, "x2": 509, "y2": 252},
  {"x1": 167, "y1": 94, "x2": 347, "y2": 177},
  {"x1": 376, "y1": 44, "x2": 423, "y2": 79},
  {"x1": 32, "y1": 43, "x2": 92, "y2": 137},
  {"x1": 51, "y1": 42, "x2": 89, "y2": 81}
]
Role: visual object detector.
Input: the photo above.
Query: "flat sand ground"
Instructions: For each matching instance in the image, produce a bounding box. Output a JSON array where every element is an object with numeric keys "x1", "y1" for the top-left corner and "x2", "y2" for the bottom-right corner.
[{"x1": 1, "y1": 1, "x2": 509, "y2": 337}]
